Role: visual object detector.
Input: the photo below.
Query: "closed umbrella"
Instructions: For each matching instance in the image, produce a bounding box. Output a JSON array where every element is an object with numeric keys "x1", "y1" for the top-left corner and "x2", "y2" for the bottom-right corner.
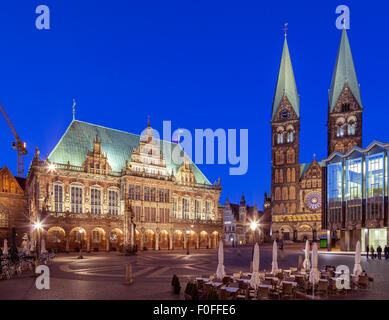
[
  {"x1": 250, "y1": 243, "x2": 260, "y2": 288},
  {"x1": 26, "y1": 240, "x2": 31, "y2": 256},
  {"x1": 216, "y1": 240, "x2": 225, "y2": 280},
  {"x1": 303, "y1": 240, "x2": 311, "y2": 270},
  {"x1": 3, "y1": 239, "x2": 8, "y2": 255},
  {"x1": 298, "y1": 255, "x2": 303, "y2": 271},
  {"x1": 271, "y1": 240, "x2": 279, "y2": 275},
  {"x1": 353, "y1": 240, "x2": 363, "y2": 276},
  {"x1": 309, "y1": 242, "x2": 320, "y2": 285}
]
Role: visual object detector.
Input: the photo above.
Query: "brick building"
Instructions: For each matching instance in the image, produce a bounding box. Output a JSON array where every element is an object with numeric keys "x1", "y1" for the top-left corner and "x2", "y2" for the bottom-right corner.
[{"x1": 26, "y1": 119, "x2": 224, "y2": 252}]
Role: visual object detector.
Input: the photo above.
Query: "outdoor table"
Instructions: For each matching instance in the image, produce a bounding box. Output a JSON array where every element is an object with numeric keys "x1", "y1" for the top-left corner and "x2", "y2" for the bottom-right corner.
[
  {"x1": 258, "y1": 284, "x2": 272, "y2": 289},
  {"x1": 196, "y1": 277, "x2": 209, "y2": 282},
  {"x1": 205, "y1": 281, "x2": 223, "y2": 287},
  {"x1": 281, "y1": 281, "x2": 297, "y2": 287},
  {"x1": 265, "y1": 277, "x2": 279, "y2": 282},
  {"x1": 319, "y1": 279, "x2": 328, "y2": 283},
  {"x1": 239, "y1": 279, "x2": 251, "y2": 284}
]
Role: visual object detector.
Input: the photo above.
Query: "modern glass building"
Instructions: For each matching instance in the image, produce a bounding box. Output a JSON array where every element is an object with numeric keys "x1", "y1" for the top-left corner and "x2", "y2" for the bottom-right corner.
[{"x1": 323, "y1": 141, "x2": 389, "y2": 251}]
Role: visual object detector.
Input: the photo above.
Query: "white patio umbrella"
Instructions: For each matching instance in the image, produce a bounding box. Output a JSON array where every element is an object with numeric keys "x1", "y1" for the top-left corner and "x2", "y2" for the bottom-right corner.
[
  {"x1": 40, "y1": 239, "x2": 47, "y2": 255},
  {"x1": 3, "y1": 239, "x2": 8, "y2": 255},
  {"x1": 353, "y1": 240, "x2": 363, "y2": 276},
  {"x1": 216, "y1": 240, "x2": 226, "y2": 280},
  {"x1": 250, "y1": 243, "x2": 260, "y2": 288},
  {"x1": 303, "y1": 240, "x2": 311, "y2": 270},
  {"x1": 309, "y1": 242, "x2": 320, "y2": 285},
  {"x1": 271, "y1": 240, "x2": 279, "y2": 274}
]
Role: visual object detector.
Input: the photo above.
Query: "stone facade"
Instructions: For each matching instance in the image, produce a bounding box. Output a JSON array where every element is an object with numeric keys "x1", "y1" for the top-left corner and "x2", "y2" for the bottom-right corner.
[
  {"x1": 0, "y1": 166, "x2": 27, "y2": 244},
  {"x1": 223, "y1": 194, "x2": 265, "y2": 245}
]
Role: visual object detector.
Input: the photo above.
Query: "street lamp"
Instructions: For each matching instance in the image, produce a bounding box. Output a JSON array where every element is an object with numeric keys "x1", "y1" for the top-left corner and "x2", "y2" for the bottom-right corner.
[
  {"x1": 78, "y1": 229, "x2": 84, "y2": 259},
  {"x1": 186, "y1": 230, "x2": 190, "y2": 255},
  {"x1": 250, "y1": 220, "x2": 259, "y2": 244},
  {"x1": 33, "y1": 221, "x2": 43, "y2": 260}
]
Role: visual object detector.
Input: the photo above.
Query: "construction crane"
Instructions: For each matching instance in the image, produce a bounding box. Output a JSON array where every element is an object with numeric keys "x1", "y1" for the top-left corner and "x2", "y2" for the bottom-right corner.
[{"x1": 0, "y1": 103, "x2": 28, "y2": 177}]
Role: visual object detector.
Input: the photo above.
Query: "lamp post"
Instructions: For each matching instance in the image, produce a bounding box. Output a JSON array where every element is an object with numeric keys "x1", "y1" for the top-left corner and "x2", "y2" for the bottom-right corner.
[
  {"x1": 186, "y1": 230, "x2": 190, "y2": 255},
  {"x1": 78, "y1": 229, "x2": 84, "y2": 259},
  {"x1": 33, "y1": 221, "x2": 42, "y2": 261}
]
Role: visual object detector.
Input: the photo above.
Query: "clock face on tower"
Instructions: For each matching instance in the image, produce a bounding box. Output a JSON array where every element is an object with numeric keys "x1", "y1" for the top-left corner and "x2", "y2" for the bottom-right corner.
[
  {"x1": 305, "y1": 192, "x2": 321, "y2": 211},
  {"x1": 280, "y1": 109, "x2": 290, "y2": 120}
]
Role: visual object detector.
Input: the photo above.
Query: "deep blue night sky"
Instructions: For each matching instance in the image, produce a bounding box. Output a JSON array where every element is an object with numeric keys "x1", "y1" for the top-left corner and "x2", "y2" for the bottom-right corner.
[{"x1": 0, "y1": 1, "x2": 387, "y2": 208}]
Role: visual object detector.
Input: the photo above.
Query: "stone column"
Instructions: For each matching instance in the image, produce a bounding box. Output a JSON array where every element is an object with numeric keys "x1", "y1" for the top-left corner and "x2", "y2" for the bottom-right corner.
[
  {"x1": 196, "y1": 234, "x2": 199, "y2": 249},
  {"x1": 183, "y1": 233, "x2": 187, "y2": 249},
  {"x1": 208, "y1": 236, "x2": 212, "y2": 249},
  {"x1": 86, "y1": 236, "x2": 90, "y2": 253},
  {"x1": 66, "y1": 237, "x2": 70, "y2": 253},
  {"x1": 140, "y1": 233, "x2": 144, "y2": 250}
]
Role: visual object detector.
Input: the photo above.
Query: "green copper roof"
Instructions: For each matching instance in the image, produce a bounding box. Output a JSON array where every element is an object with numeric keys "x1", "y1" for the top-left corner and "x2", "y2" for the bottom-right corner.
[
  {"x1": 48, "y1": 120, "x2": 211, "y2": 185},
  {"x1": 329, "y1": 28, "x2": 362, "y2": 112},
  {"x1": 272, "y1": 36, "x2": 299, "y2": 120}
]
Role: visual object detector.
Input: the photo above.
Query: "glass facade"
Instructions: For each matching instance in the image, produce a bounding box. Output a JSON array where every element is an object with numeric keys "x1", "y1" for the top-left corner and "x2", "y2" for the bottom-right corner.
[
  {"x1": 366, "y1": 153, "x2": 384, "y2": 220},
  {"x1": 325, "y1": 144, "x2": 388, "y2": 228},
  {"x1": 327, "y1": 162, "x2": 343, "y2": 223},
  {"x1": 345, "y1": 158, "x2": 362, "y2": 221}
]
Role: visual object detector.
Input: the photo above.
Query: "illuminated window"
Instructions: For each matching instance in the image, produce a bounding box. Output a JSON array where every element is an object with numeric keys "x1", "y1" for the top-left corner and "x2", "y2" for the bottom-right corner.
[
  {"x1": 92, "y1": 230, "x2": 101, "y2": 243},
  {"x1": 195, "y1": 199, "x2": 201, "y2": 219},
  {"x1": 91, "y1": 188, "x2": 102, "y2": 214},
  {"x1": 182, "y1": 198, "x2": 189, "y2": 219},
  {"x1": 108, "y1": 190, "x2": 119, "y2": 215},
  {"x1": 173, "y1": 198, "x2": 178, "y2": 218},
  {"x1": 71, "y1": 186, "x2": 83, "y2": 213},
  {"x1": 54, "y1": 184, "x2": 63, "y2": 212},
  {"x1": 0, "y1": 211, "x2": 9, "y2": 227}
]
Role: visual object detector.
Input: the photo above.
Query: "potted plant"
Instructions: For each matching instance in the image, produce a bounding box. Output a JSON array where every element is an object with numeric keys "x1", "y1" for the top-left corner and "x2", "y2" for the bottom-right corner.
[
  {"x1": 207, "y1": 286, "x2": 218, "y2": 300},
  {"x1": 184, "y1": 281, "x2": 199, "y2": 300},
  {"x1": 171, "y1": 274, "x2": 181, "y2": 294}
]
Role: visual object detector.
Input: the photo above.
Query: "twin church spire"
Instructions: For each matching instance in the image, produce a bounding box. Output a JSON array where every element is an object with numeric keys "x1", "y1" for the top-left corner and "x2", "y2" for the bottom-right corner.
[
  {"x1": 272, "y1": 27, "x2": 360, "y2": 118},
  {"x1": 329, "y1": 28, "x2": 362, "y2": 112}
]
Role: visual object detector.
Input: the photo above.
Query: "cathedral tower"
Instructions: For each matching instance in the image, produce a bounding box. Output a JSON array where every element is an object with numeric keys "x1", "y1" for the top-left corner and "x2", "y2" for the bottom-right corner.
[
  {"x1": 327, "y1": 28, "x2": 363, "y2": 155},
  {"x1": 271, "y1": 32, "x2": 300, "y2": 221}
]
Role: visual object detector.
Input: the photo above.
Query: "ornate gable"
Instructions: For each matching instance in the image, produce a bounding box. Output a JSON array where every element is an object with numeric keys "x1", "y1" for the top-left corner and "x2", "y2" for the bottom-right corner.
[
  {"x1": 0, "y1": 166, "x2": 24, "y2": 194},
  {"x1": 82, "y1": 135, "x2": 112, "y2": 175}
]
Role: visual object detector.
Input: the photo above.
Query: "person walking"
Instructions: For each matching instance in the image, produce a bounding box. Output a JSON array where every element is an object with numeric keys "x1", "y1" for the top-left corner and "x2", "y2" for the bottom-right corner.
[
  {"x1": 377, "y1": 245, "x2": 383, "y2": 260},
  {"x1": 366, "y1": 245, "x2": 370, "y2": 260},
  {"x1": 370, "y1": 245, "x2": 375, "y2": 259},
  {"x1": 384, "y1": 245, "x2": 388, "y2": 260}
]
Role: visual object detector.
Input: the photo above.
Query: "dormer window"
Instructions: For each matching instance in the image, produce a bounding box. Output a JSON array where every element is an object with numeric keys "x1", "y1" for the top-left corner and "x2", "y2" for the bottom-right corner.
[
  {"x1": 341, "y1": 103, "x2": 350, "y2": 112},
  {"x1": 336, "y1": 126, "x2": 344, "y2": 137},
  {"x1": 286, "y1": 131, "x2": 294, "y2": 143},
  {"x1": 277, "y1": 133, "x2": 284, "y2": 144},
  {"x1": 348, "y1": 122, "x2": 356, "y2": 136}
]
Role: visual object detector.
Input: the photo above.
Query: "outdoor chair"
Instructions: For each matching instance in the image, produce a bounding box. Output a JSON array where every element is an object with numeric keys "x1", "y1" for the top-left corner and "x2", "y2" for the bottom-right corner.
[
  {"x1": 358, "y1": 275, "x2": 369, "y2": 289},
  {"x1": 316, "y1": 280, "x2": 329, "y2": 297},
  {"x1": 219, "y1": 288, "x2": 233, "y2": 300},
  {"x1": 236, "y1": 287, "x2": 249, "y2": 300},
  {"x1": 229, "y1": 282, "x2": 240, "y2": 288},
  {"x1": 262, "y1": 279, "x2": 272, "y2": 286},
  {"x1": 281, "y1": 282, "x2": 296, "y2": 299},
  {"x1": 295, "y1": 276, "x2": 307, "y2": 294},
  {"x1": 257, "y1": 286, "x2": 270, "y2": 300}
]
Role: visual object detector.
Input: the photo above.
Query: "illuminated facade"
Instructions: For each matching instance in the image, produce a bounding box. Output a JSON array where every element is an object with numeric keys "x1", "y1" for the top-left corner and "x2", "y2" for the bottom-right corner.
[
  {"x1": 0, "y1": 166, "x2": 27, "y2": 243},
  {"x1": 26, "y1": 120, "x2": 223, "y2": 252},
  {"x1": 269, "y1": 28, "x2": 362, "y2": 242},
  {"x1": 224, "y1": 194, "x2": 264, "y2": 245},
  {"x1": 323, "y1": 141, "x2": 389, "y2": 251}
]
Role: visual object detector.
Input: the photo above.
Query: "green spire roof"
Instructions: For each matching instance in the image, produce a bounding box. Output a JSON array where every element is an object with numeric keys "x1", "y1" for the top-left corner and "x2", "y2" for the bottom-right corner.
[
  {"x1": 272, "y1": 36, "x2": 299, "y2": 120},
  {"x1": 47, "y1": 120, "x2": 211, "y2": 185},
  {"x1": 329, "y1": 28, "x2": 362, "y2": 112}
]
